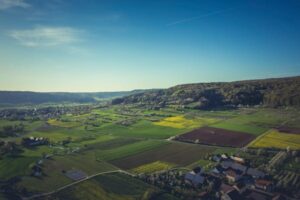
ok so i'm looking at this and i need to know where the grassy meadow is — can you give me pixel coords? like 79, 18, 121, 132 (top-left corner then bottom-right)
49, 173, 160, 200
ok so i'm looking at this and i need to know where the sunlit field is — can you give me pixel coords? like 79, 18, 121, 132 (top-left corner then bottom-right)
249, 129, 300, 150
154, 115, 219, 129
132, 161, 175, 174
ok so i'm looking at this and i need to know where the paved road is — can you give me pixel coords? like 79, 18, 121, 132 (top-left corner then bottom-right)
23, 169, 135, 200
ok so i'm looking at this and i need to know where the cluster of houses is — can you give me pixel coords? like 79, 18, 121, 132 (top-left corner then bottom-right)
0, 105, 93, 121
21, 137, 49, 147
184, 154, 288, 200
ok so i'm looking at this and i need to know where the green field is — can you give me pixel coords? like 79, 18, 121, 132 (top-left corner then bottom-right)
95, 139, 167, 161
210, 109, 289, 135
1, 106, 300, 199
17, 151, 117, 193
49, 173, 177, 200
111, 142, 217, 169
100, 120, 187, 139
132, 161, 175, 174
0, 156, 38, 180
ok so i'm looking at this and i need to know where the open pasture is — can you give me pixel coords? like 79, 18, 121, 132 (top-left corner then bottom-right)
95, 139, 166, 161
211, 121, 268, 136
0, 155, 38, 180
111, 142, 216, 169
48, 118, 81, 128
82, 137, 139, 150
48, 173, 163, 200
176, 127, 255, 147
249, 129, 300, 150
18, 151, 117, 194
100, 120, 186, 139
210, 109, 292, 135
0, 119, 44, 139
28, 128, 86, 143
69, 134, 116, 147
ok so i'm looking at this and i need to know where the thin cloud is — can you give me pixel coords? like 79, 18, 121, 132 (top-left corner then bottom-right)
0, 0, 30, 10
167, 8, 234, 26
9, 26, 83, 47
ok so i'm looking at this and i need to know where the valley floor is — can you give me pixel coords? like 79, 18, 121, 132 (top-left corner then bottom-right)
0, 105, 300, 199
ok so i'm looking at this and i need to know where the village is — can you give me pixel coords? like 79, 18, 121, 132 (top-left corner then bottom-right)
0, 105, 94, 121
138, 150, 299, 200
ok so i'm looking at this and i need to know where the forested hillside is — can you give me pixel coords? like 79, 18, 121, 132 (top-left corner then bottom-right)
112, 76, 300, 109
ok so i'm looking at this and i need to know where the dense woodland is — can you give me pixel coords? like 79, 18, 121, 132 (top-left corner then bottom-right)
112, 76, 300, 109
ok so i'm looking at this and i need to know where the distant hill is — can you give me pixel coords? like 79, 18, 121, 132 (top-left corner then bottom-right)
112, 76, 300, 109
0, 90, 147, 105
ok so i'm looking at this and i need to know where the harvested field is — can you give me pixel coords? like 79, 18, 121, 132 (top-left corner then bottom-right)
277, 126, 300, 135
176, 127, 255, 147
110, 142, 216, 169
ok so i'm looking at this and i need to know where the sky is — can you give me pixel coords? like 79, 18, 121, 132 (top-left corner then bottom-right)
0, 0, 300, 92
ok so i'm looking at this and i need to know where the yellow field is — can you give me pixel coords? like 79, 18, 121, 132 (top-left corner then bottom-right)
48, 119, 81, 128
249, 129, 300, 150
131, 161, 175, 174
153, 115, 218, 129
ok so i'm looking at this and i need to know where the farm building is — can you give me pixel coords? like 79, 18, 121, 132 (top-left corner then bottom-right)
22, 137, 49, 147
220, 184, 242, 200
221, 154, 229, 159
224, 168, 243, 183
185, 172, 205, 186
233, 182, 247, 194
254, 179, 274, 192
184, 167, 205, 186
31, 165, 42, 177
221, 189, 242, 200
230, 156, 245, 164
212, 154, 222, 162
211, 165, 225, 174
246, 168, 265, 179
242, 189, 275, 200
221, 160, 247, 174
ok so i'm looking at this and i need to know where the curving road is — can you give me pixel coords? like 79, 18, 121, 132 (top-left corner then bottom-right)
23, 169, 135, 200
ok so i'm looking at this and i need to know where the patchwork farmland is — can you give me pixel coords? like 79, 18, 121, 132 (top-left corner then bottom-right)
1, 105, 300, 199
111, 142, 218, 169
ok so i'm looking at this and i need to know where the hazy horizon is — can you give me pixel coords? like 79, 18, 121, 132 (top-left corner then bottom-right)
0, 74, 299, 93
1, 0, 300, 92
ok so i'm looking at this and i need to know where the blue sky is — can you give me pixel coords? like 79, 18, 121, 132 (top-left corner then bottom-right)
0, 0, 300, 92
